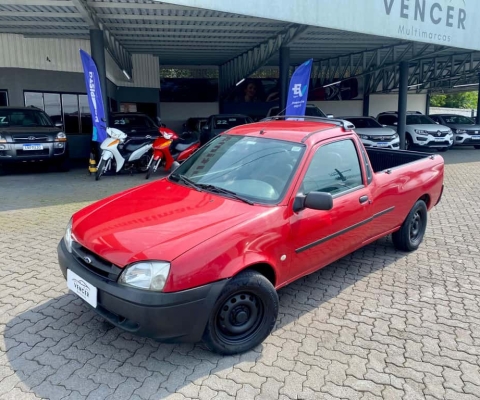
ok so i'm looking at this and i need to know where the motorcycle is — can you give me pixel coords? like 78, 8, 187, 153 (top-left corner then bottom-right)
145, 128, 200, 179
95, 127, 153, 181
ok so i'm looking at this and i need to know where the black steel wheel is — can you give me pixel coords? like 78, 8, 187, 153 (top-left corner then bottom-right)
203, 270, 278, 355
405, 135, 412, 150
392, 200, 428, 252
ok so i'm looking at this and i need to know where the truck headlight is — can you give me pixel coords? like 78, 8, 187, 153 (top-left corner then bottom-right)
64, 218, 73, 253
119, 262, 170, 291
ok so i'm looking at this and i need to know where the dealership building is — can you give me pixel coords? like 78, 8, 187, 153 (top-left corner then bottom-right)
0, 0, 479, 158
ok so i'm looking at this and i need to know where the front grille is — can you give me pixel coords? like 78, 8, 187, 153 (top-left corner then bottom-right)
426, 131, 448, 137
13, 136, 49, 143
370, 136, 395, 142
72, 242, 122, 282
16, 149, 49, 156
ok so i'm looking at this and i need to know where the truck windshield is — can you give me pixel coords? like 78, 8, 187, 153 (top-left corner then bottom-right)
0, 109, 53, 127
170, 135, 306, 204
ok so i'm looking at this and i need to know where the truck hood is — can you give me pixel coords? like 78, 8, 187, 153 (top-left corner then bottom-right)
72, 178, 265, 267
355, 127, 396, 136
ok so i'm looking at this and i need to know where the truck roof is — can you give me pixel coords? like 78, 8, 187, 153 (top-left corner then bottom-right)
226, 117, 353, 144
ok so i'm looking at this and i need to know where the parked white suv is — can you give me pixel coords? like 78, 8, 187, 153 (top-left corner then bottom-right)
377, 111, 453, 152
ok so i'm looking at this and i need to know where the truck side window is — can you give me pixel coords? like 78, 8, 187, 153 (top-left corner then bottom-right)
300, 139, 364, 196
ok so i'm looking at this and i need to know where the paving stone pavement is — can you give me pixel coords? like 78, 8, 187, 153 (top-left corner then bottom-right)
1, 149, 480, 400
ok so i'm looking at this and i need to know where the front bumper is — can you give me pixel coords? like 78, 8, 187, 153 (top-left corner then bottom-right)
0, 142, 66, 162
413, 134, 453, 148
453, 134, 480, 146
57, 240, 227, 342
361, 138, 400, 149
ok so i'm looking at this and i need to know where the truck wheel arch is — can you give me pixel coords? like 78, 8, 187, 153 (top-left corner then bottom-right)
418, 194, 431, 209
238, 263, 277, 288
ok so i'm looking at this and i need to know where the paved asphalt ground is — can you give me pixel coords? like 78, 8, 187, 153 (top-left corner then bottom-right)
1, 148, 480, 400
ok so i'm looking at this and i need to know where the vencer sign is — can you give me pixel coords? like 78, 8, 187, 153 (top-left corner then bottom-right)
160, 0, 478, 50
384, 0, 466, 43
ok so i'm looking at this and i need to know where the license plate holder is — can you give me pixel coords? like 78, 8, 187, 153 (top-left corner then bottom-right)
471, 136, 480, 140
22, 144, 43, 151
376, 142, 389, 147
67, 269, 97, 308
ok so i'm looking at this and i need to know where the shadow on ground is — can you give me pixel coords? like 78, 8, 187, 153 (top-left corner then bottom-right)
5, 237, 406, 399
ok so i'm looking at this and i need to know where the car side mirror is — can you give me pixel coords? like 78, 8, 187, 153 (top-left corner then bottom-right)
435, 122, 440, 124
55, 122, 63, 128
382, 124, 387, 127
393, 122, 398, 126
293, 191, 333, 212
327, 114, 334, 118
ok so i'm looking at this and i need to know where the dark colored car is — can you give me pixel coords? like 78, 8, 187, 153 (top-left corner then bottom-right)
0, 106, 69, 171
200, 114, 253, 145
109, 112, 161, 141
183, 117, 208, 134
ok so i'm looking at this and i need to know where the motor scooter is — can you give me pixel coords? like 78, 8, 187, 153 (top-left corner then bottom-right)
145, 128, 200, 179
95, 127, 153, 181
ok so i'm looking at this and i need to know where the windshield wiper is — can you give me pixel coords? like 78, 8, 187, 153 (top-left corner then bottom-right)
197, 184, 254, 205
170, 174, 203, 191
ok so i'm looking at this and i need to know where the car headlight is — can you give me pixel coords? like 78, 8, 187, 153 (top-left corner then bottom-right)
393, 133, 399, 139
64, 218, 73, 253
0, 135, 6, 144
455, 129, 466, 134
414, 129, 428, 135
55, 132, 67, 142
119, 261, 170, 291
359, 134, 370, 140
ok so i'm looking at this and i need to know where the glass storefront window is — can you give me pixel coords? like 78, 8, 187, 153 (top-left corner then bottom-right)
79, 95, 93, 135
62, 94, 80, 134
0, 91, 8, 107
24, 92, 44, 109
44, 93, 62, 126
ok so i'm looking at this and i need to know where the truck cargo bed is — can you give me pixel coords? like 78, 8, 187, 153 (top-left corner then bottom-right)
366, 148, 433, 173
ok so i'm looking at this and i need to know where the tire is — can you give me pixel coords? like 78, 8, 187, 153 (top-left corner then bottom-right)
145, 162, 154, 179
438, 147, 449, 153
136, 153, 151, 173
474, 145, 480, 149
203, 270, 278, 355
56, 157, 70, 172
405, 134, 412, 150
95, 159, 105, 181
392, 200, 428, 252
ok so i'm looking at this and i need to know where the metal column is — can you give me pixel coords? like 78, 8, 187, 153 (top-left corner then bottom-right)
477, 73, 480, 124
398, 61, 409, 150
363, 75, 370, 116
426, 92, 431, 116
90, 29, 109, 118
279, 46, 290, 115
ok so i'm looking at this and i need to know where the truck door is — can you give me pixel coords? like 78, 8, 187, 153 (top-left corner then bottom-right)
288, 138, 373, 280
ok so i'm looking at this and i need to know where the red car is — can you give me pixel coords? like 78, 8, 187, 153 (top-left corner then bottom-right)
58, 117, 444, 354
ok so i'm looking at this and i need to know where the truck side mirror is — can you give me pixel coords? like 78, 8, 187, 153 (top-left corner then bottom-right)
293, 191, 333, 212
327, 114, 334, 118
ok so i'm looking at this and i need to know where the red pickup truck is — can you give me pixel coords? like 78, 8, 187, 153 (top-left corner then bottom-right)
58, 117, 444, 354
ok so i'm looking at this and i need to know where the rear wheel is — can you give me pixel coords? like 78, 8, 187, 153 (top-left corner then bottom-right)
136, 153, 151, 173
392, 200, 427, 252
95, 159, 105, 181
203, 270, 278, 355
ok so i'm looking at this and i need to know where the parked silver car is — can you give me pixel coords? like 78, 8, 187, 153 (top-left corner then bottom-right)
338, 116, 399, 149
429, 114, 480, 149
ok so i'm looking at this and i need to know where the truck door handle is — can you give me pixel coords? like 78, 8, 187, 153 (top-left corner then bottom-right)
359, 195, 369, 204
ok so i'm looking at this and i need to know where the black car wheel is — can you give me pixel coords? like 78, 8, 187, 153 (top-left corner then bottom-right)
405, 135, 412, 150
392, 200, 428, 252
203, 270, 278, 355
474, 145, 480, 149
438, 147, 449, 152
55, 157, 70, 172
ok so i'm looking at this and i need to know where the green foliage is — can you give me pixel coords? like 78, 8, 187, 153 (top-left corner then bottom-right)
430, 91, 478, 109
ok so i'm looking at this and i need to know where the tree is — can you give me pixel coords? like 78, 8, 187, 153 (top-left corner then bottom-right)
430, 91, 478, 109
